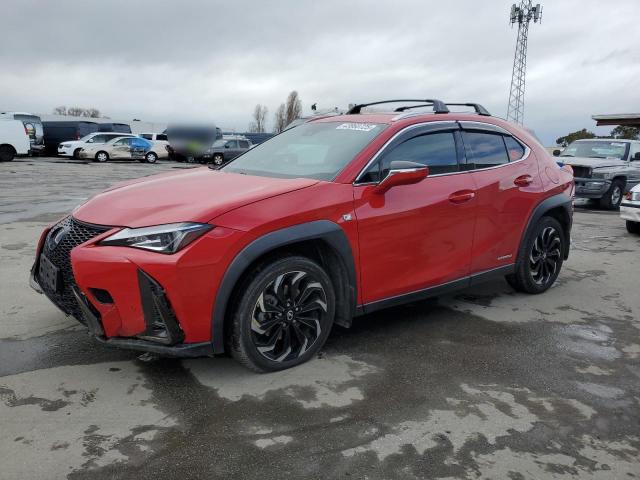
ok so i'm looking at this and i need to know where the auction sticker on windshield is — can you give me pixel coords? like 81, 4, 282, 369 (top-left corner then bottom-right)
336, 123, 378, 132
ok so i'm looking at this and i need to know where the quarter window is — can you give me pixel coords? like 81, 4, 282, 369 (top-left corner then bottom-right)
239, 140, 250, 148
504, 136, 526, 161
462, 131, 509, 169
156, 134, 168, 141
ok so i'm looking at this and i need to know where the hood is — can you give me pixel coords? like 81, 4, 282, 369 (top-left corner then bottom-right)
73, 167, 318, 228
561, 156, 626, 169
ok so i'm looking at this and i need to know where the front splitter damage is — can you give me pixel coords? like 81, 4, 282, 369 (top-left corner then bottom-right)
31, 265, 214, 358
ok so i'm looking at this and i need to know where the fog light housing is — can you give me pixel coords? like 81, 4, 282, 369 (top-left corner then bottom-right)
137, 269, 184, 345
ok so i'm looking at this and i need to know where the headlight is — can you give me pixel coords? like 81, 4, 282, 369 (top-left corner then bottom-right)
591, 170, 612, 180
100, 222, 212, 253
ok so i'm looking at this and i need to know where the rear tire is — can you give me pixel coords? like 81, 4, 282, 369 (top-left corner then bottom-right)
95, 151, 109, 163
506, 216, 565, 294
626, 220, 640, 234
229, 256, 335, 372
599, 179, 624, 210
145, 152, 158, 163
0, 145, 16, 162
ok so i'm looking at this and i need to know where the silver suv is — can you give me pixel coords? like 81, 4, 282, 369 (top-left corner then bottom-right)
555, 139, 640, 209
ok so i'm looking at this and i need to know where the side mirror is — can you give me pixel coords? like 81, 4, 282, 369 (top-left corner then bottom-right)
552, 149, 561, 157
87, 139, 94, 143
634, 152, 640, 161
373, 161, 429, 194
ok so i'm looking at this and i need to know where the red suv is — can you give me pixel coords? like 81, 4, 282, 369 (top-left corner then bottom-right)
31, 99, 574, 372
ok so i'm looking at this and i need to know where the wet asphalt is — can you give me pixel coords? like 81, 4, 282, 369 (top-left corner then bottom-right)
0, 158, 639, 479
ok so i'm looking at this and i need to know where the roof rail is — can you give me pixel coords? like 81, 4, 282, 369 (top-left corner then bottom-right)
347, 99, 449, 115
445, 103, 491, 116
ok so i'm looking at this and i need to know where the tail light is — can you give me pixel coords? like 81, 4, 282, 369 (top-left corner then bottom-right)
625, 192, 632, 200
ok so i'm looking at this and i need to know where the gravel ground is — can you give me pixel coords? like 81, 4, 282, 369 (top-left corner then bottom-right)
1, 157, 639, 479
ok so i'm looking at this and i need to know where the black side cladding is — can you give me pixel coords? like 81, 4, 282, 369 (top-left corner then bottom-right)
210, 220, 357, 354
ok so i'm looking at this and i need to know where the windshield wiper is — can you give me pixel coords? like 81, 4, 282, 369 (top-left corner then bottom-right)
588, 156, 606, 159
559, 154, 573, 157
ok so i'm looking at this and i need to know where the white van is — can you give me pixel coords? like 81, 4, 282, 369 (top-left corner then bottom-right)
139, 132, 170, 159
0, 120, 31, 161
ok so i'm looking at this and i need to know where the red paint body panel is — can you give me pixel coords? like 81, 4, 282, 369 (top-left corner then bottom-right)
73, 167, 318, 227
34, 110, 575, 351
354, 174, 477, 303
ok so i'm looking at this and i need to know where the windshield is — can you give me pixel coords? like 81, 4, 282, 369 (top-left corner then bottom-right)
222, 121, 386, 180
561, 140, 629, 159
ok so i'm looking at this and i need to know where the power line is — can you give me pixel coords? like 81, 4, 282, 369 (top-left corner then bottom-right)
507, 1, 542, 125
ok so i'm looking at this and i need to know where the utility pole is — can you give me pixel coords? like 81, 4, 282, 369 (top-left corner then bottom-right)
507, 1, 542, 125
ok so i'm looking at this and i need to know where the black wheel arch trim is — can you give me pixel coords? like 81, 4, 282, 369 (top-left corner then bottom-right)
521, 193, 573, 261
210, 220, 357, 354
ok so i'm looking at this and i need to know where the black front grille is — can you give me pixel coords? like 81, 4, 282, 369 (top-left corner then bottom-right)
571, 166, 592, 179
39, 217, 110, 322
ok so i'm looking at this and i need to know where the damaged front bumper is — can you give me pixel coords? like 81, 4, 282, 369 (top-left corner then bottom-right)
30, 261, 214, 358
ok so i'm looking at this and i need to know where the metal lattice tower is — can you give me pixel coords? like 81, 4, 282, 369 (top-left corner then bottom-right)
507, 1, 542, 125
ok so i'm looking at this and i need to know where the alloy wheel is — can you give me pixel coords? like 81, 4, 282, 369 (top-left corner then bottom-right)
611, 185, 622, 206
250, 270, 328, 362
529, 226, 562, 286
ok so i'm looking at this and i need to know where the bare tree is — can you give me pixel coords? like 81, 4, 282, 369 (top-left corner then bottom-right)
82, 108, 101, 118
53, 106, 67, 115
284, 91, 302, 125
66, 107, 85, 117
249, 104, 268, 133
273, 103, 287, 134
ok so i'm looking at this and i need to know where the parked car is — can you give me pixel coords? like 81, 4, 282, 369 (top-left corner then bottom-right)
203, 135, 253, 165
42, 120, 100, 155
31, 98, 573, 372
621, 184, 640, 234
0, 119, 31, 161
58, 132, 136, 159
139, 132, 170, 160
554, 139, 640, 209
166, 124, 222, 162
0, 112, 45, 155
78, 136, 155, 163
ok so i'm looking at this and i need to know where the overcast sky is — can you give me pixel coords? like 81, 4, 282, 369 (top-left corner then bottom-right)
2, 0, 639, 144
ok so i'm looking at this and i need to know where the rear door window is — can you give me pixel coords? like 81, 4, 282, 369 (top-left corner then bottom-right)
239, 140, 250, 148
462, 131, 509, 169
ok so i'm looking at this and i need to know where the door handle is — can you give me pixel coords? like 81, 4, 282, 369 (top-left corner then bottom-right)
448, 190, 475, 204
514, 174, 533, 187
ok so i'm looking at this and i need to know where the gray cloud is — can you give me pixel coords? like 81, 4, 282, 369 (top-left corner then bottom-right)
1, 0, 639, 144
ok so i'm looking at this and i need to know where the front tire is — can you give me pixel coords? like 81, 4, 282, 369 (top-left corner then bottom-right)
145, 152, 158, 163
627, 220, 640, 234
599, 179, 624, 210
506, 216, 565, 294
95, 151, 109, 163
229, 256, 336, 372
73, 148, 82, 159
213, 153, 224, 166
